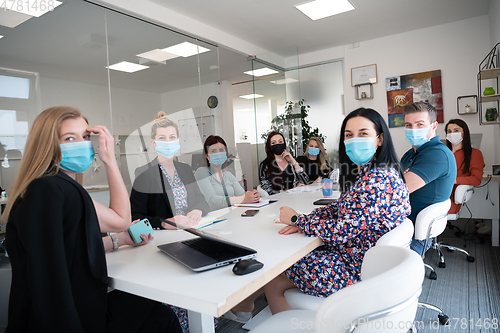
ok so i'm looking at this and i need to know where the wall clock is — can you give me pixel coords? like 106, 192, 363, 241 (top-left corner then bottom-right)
207, 95, 218, 109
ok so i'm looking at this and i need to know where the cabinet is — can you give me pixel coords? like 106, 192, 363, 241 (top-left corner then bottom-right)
477, 43, 500, 125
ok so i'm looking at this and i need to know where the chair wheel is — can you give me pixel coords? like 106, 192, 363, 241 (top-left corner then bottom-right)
439, 314, 450, 325
429, 271, 437, 280
467, 256, 475, 262
438, 262, 446, 268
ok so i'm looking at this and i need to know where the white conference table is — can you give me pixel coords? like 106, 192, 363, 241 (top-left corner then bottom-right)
106, 185, 339, 333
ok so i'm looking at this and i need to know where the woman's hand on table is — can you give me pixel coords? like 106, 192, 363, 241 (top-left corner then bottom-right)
242, 189, 260, 203
187, 209, 202, 224
278, 206, 298, 226
162, 214, 199, 229
279, 225, 301, 235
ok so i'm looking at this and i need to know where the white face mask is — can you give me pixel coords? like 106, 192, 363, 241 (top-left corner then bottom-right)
446, 132, 463, 145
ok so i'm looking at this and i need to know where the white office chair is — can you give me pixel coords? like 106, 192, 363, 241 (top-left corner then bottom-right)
434, 185, 476, 268
376, 217, 450, 326
283, 219, 451, 328
257, 184, 270, 198
250, 246, 424, 333
413, 199, 450, 280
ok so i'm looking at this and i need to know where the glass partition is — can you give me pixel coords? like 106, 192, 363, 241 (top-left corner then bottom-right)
0, 0, 222, 197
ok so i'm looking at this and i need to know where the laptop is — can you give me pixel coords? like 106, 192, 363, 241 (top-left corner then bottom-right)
157, 220, 257, 272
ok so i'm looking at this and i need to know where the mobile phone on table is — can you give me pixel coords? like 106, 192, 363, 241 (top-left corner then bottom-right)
128, 218, 154, 244
241, 210, 259, 217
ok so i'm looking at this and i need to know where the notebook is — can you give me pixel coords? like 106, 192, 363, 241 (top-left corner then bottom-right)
157, 220, 257, 272
234, 199, 277, 208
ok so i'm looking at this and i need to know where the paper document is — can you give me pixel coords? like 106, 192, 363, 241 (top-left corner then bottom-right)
235, 199, 271, 208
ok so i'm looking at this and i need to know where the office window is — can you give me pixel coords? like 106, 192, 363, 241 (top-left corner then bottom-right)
0, 75, 30, 99
0, 110, 29, 153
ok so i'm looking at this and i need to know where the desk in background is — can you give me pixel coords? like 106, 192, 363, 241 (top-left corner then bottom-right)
106, 187, 327, 333
465, 176, 500, 246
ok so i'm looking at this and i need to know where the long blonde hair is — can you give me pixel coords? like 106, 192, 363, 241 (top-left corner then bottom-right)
305, 137, 329, 171
150, 111, 179, 139
1, 106, 85, 223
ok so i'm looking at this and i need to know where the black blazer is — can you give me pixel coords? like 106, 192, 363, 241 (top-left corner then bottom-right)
130, 158, 209, 229
5, 171, 107, 333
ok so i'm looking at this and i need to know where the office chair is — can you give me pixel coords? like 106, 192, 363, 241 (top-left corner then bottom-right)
250, 246, 424, 333
413, 200, 450, 280
437, 185, 475, 268
284, 219, 451, 328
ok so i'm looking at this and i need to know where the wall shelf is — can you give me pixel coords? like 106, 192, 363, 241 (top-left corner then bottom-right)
480, 68, 500, 79
480, 94, 500, 103
478, 42, 500, 125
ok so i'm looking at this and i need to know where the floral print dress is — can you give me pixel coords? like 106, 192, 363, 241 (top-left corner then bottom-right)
285, 165, 410, 297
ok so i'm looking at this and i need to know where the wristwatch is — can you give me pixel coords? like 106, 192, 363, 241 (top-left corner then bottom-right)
290, 214, 299, 227
110, 233, 119, 251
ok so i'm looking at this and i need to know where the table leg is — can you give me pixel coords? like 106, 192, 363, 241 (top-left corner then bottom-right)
188, 310, 214, 333
492, 219, 499, 247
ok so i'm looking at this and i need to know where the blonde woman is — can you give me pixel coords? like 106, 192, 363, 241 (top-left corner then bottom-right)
1, 106, 181, 332
130, 111, 209, 231
296, 137, 333, 183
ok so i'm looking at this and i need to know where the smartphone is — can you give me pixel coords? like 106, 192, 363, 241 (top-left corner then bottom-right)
128, 218, 154, 244
241, 210, 259, 217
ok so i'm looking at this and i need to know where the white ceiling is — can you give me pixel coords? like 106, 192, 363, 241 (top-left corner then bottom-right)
149, 0, 491, 56
0, 0, 491, 95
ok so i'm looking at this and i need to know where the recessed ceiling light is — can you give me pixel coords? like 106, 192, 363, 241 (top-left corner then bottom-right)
295, 0, 355, 21
244, 68, 279, 77
239, 94, 264, 99
161, 42, 210, 58
137, 49, 179, 63
270, 78, 299, 85
107, 61, 149, 73
8, 0, 63, 17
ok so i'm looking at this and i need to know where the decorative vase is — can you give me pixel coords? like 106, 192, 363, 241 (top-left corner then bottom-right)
485, 108, 498, 122
464, 104, 473, 114
483, 87, 496, 96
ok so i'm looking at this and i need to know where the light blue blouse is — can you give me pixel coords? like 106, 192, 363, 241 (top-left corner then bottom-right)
194, 166, 246, 211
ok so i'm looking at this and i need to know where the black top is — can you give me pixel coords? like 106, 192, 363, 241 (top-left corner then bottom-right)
130, 158, 210, 229
5, 171, 108, 333
258, 159, 309, 195
296, 156, 333, 184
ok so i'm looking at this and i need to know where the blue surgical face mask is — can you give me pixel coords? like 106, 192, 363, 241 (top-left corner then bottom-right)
308, 147, 320, 156
59, 141, 95, 173
405, 127, 430, 147
155, 140, 180, 158
344, 136, 378, 166
209, 152, 227, 166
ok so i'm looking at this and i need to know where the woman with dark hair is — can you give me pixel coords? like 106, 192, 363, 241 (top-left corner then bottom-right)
195, 135, 260, 211
296, 137, 333, 183
259, 131, 309, 195
263, 108, 410, 314
445, 119, 485, 214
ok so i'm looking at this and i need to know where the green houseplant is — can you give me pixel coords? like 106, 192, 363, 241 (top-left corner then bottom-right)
261, 99, 326, 156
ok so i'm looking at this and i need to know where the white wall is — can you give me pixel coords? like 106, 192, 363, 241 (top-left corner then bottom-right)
300, 15, 497, 171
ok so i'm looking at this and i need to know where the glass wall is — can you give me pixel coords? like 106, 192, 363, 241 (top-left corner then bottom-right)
0, 0, 221, 194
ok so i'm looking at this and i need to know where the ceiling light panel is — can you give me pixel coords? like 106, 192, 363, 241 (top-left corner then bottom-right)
239, 94, 264, 99
107, 61, 149, 73
6, 0, 63, 18
244, 68, 279, 77
295, 0, 355, 21
161, 42, 210, 58
137, 49, 179, 63
0, 35, 3, 39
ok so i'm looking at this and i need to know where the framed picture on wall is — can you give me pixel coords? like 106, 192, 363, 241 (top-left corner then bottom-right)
351, 64, 377, 86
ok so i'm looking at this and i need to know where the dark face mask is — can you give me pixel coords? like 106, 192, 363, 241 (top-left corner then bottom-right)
271, 143, 286, 155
